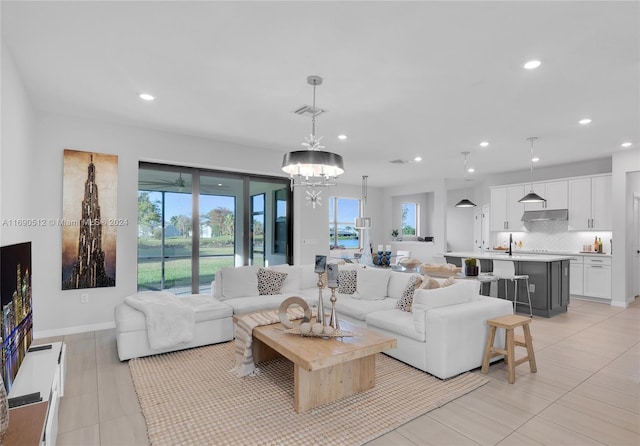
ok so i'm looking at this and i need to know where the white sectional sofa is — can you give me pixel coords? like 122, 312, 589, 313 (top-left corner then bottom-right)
212, 263, 513, 379
115, 263, 512, 377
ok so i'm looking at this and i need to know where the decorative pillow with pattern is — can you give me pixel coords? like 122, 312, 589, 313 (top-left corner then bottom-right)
396, 275, 423, 312
257, 268, 288, 295
337, 270, 357, 294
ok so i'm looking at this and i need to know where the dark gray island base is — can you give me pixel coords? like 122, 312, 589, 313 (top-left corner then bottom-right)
445, 254, 570, 318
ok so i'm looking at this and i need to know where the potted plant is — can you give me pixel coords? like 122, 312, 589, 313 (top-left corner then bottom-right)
464, 258, 479, 276
391, 229, 399, 240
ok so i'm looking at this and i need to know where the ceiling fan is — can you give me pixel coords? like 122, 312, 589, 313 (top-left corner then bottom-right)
138, 172, 231, 193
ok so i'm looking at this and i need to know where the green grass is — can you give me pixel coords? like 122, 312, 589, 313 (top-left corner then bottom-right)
137, 256, 235, 290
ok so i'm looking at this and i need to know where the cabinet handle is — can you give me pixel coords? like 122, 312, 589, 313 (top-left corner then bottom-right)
590, 259, 603, 262
589, 265, 603, 268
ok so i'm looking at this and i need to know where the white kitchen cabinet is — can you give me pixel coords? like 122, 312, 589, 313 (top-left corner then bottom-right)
583, 256, 611, 299
568, 175, 611, 230
490, 185, 525, 231
545, 180, 569, 209
569, 256, 584, 295
490, 187, 507, 231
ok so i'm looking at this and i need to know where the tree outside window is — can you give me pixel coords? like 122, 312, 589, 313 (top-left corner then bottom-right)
402, 202, 419, 236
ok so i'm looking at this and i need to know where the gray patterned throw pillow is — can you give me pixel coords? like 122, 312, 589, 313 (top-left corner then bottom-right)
396, 274, 423, 312
338, 270, 357, 294
257, 268, 288, 295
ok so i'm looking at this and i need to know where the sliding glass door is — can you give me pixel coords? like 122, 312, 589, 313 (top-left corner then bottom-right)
138, 164, 292, 294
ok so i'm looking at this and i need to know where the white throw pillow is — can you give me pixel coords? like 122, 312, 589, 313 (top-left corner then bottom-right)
412, 280, 479, 310
220, 265, 260, 299
269, 265, 302, 294
354, 267, 391, 300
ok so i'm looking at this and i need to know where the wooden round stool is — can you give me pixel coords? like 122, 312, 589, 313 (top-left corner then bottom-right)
481, 314, 537, 384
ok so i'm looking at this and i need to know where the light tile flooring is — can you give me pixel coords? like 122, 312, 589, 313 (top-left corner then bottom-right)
34, 298, 638, 446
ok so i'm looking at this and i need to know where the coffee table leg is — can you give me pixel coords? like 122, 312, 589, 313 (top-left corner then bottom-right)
294, 355, 375, 412
252, 337, 282, 364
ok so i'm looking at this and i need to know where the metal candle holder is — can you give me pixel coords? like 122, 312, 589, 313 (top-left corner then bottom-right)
316, 272, 325, 325
328, 286, 339, 330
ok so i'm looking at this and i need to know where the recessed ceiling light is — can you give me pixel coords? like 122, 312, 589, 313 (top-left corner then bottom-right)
467, 167, 475, 173
523, 60, 541, 70
479, 141, 489, 147
338, 134, 348, 140
217, 183, 223, 187
139, 93, 155, 101
414, 156, 422, 162
621, 142, 632, 147
579, 118, 592, 125
532, 157, 540, 163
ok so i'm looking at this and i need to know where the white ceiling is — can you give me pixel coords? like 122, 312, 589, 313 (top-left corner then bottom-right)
2, 1, 638, 187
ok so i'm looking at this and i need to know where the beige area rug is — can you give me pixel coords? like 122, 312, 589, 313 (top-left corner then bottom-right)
129, 342, 488, 446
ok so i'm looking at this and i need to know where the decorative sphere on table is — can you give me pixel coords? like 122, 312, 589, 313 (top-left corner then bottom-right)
299, 322, 312, 334
311, 323, 325, 335
323, 325, 335, 336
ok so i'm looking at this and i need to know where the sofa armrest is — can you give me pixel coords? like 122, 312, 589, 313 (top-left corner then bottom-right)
424, 297, 513, 379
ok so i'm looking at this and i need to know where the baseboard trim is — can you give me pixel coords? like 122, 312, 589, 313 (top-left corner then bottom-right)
34, 321, 116, 339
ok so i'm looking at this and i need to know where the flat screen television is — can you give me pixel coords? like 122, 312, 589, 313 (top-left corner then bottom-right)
0, 241, 33, 392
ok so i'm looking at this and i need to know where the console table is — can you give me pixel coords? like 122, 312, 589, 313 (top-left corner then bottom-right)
6, 341, 66, 446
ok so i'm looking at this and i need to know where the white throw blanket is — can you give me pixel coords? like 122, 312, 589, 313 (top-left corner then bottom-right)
125, 291, 196, 350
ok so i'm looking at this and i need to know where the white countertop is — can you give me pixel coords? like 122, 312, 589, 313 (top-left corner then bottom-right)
444, 251, 574, 262
486, 249, 612, 258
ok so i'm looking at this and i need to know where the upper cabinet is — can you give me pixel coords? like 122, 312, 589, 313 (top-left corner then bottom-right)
490, 185, 524, 231
522, 180, 568, 211
568, 175, 611, 230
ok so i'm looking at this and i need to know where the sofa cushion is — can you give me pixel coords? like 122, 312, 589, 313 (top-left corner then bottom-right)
223, 294, 314, 315
269, 265, 302, 294
354, 267, 390, 300
338, 269, 357, 294
387, 271, 418, 299
219, 265, 260, 300
366, 309, 425, 342
395, 274, 422, 312
116, 294, 232, 333
413, 280, 479, 311
257, 268, 288, 295
330, 295, 397, 321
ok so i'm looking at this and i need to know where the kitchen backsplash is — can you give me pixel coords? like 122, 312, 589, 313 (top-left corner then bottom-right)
493, 220, 613, 254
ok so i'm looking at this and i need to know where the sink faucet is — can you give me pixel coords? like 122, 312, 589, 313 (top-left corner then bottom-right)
508, 233, 513, 256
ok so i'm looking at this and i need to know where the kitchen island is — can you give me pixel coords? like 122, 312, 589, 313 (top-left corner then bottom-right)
444, 251, 572, 318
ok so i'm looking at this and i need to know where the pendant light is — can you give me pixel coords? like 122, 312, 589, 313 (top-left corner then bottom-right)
519, 137, 546, 203
281, 76, 344, 209
455, 152, 476, 208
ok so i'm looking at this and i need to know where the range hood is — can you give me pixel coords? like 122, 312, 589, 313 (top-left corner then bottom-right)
521, 209, 569, 222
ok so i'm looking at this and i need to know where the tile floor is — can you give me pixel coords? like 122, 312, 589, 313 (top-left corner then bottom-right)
34, 298, 638, 445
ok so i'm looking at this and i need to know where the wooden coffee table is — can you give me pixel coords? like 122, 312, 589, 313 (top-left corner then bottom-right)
250, 319, 396, 412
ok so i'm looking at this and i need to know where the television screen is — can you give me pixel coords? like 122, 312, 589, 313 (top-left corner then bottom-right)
0, 241, 33, 392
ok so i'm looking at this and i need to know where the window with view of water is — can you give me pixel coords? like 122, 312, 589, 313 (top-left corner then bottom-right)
402, 202, 419, 236
329, 197, 361, 249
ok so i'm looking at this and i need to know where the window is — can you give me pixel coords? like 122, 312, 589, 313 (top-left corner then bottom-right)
329, 197, 360, 249
402, 202, 419, 236
138, 163, 291, 294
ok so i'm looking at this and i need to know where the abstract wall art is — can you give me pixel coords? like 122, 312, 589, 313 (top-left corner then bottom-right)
61, 149, 118, 289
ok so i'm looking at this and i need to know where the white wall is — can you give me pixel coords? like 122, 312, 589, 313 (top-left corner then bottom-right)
0, 42, 36, 246
612, 148, 640, 307
27, 112, 341, 337
446, 187, 478, 252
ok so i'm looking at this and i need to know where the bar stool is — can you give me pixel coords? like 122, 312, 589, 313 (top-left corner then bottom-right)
491, 260, 533, 317
481, 314, 537, 384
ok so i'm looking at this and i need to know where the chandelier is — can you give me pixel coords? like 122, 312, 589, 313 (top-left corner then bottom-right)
281, 76, 344, 208
518, 137, 546, 203
454, 152, 477, 208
